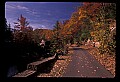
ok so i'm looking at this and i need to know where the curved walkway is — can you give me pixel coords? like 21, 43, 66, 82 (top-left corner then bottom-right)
63, 47, 114, 78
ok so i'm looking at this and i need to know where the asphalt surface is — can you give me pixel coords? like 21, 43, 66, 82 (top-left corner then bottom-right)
63, 47, 114, 78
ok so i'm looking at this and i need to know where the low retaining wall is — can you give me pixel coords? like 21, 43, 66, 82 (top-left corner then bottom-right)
13, 54, 57, 77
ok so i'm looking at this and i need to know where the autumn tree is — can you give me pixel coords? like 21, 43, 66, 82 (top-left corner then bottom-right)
50, 21, 64, 54
53, 21, 62, 38
89, 3, 116, 55
99, 3, 116, 55
14, 14, 33, 31
57, 2, 116, 56
52, 21, 61, 44
31, 29, 41, 44
61, 4, 94, 45
12, 15, 42, 63
13, 14, 33, 43
13, 14, 33, 45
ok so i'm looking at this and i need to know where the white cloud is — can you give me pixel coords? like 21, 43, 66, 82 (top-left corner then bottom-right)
5, 4, 28, 10
16, 5, 28, 10
30, 23, 49, 30
5, 4, 29, 11
41, 25, 46, 28
5, 4, 17, 12
5, 4, 16, 9
13, 5, 38, 16
26, 9, 38, 15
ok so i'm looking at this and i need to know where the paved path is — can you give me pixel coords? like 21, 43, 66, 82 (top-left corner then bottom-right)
63, 47, 114, 78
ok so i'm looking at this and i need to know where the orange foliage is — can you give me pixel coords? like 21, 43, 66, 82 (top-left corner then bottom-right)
51, 2, 109, 41
38, 29, 53, 40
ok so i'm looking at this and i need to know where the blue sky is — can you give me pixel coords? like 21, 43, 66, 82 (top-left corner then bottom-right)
5, 2, 82, 30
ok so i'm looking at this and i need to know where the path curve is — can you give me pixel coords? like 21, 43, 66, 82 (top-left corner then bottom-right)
63, 47, 114, 78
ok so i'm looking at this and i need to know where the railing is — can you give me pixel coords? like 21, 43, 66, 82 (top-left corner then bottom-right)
13, 54, 57, 77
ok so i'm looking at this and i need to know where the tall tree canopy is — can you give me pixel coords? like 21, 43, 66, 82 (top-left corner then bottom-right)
14, 14, 33, 31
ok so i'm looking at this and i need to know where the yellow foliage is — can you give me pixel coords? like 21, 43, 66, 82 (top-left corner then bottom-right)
90, 32, 95, 37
